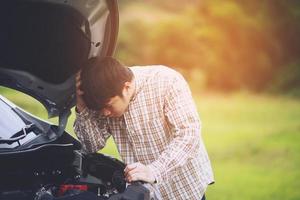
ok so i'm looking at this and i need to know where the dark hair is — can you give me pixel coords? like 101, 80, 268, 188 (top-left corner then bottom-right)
80, 56, 133, 110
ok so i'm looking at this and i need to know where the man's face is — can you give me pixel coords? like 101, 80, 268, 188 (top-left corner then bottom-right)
100, 95, 130, 117
99, 81, 134, 118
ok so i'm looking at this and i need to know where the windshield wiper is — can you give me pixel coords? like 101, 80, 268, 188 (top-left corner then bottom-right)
0, 124, 35, 146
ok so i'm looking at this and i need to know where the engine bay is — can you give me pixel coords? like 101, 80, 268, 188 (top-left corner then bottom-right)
0, 150, 150, 200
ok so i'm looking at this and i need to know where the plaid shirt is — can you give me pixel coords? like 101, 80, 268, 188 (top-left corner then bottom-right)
74, 65, 214, 199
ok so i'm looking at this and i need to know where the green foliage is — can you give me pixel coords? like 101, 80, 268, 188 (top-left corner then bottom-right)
116, 0, 300, 92
268, 62, 300, 97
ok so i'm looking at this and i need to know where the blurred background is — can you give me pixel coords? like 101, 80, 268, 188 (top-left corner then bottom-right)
1, 0, 300, 199
117, 0, 300, 95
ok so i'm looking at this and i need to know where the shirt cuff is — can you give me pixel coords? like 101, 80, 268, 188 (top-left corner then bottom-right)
147, 161, 167, 184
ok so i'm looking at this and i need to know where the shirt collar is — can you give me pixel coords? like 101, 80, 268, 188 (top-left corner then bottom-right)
129, 68, 144, 102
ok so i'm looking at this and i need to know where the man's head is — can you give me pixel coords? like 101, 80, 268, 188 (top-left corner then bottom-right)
80, 56, 135, 117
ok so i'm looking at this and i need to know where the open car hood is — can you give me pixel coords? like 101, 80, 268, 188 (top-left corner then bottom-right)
0, 0, 119, 120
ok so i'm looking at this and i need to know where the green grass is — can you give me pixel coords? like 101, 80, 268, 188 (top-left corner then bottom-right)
198, 93, 300, 200
1, 87, 300, 200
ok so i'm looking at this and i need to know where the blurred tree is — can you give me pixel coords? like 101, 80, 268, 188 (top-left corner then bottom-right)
116, 0, 300, 93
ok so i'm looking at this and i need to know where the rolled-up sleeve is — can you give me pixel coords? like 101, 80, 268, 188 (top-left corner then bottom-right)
74, 108, 111, 153
147, 74, 201, 183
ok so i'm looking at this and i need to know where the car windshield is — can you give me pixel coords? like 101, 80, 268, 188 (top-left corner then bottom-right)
0, 87, 52, 121
0, 97, 38, 149
0, 96, 26, 139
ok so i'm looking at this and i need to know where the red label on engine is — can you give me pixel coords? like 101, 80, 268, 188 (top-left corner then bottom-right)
58, 184, 88, 196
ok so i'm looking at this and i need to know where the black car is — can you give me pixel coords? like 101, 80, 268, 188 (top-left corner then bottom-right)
0, 0, 152, 199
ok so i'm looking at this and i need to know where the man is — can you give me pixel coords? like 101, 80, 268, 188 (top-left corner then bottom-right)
74, 57, 214, 199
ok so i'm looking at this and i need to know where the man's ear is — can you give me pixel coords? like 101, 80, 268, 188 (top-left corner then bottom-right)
122, 81, 132, 95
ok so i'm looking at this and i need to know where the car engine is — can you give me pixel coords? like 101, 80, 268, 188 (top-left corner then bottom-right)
0, 142, 150, 200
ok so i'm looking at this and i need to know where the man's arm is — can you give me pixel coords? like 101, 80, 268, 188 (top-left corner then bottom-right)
74, 71, 111, 153
146, 73, 201, 183
74, 108, 111, 153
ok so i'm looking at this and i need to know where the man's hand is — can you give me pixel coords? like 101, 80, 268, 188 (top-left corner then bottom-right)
124, 162, 155, 184
76, 71, 86, 113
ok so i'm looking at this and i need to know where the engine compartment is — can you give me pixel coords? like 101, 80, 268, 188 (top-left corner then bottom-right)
0, 149, 149, 200
0, 148, 118, 199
